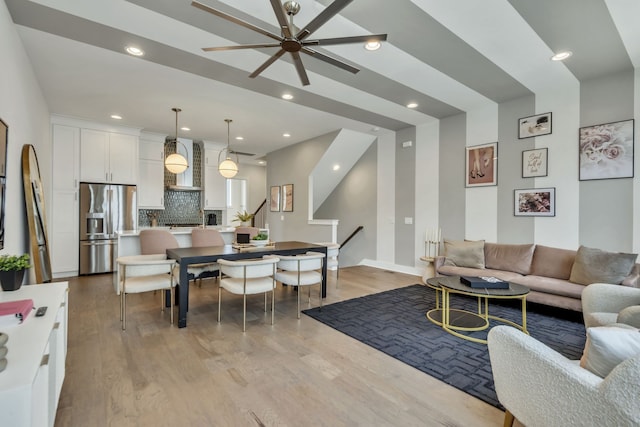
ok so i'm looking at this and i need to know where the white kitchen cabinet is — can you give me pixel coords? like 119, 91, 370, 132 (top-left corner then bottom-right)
51, 124, 80, 277
80, 129, 137, 184
203, 146, 227, 209
0, 282, 68, 427
138, 134, 165, 209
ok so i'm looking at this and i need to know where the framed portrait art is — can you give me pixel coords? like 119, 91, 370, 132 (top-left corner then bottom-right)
465, 142, 497, 187
579, 119, 634, 181
518, 112, 552, 139
282, 184, 294, 212
522, 148, 548, 178
514, 187, 555, 217
270, 186, 280, 212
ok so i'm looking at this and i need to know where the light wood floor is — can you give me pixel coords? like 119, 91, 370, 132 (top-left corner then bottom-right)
53, 266, 509, 426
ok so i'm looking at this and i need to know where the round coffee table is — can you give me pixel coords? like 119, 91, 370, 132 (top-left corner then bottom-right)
429, 276, 530, 344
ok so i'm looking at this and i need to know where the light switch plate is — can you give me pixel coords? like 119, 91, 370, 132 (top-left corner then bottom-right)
404, 217, 413, 225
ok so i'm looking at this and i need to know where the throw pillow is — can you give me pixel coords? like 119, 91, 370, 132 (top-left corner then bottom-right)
443, 239, 485, 269
569, 246, 638, 285
580, 325, 640, 378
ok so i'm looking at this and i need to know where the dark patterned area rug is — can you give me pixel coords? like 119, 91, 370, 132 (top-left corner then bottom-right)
303, 284, 586, 408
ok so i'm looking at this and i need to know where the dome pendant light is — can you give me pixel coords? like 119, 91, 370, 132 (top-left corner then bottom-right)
165, 107, 189, 174
218, 119, 239, 178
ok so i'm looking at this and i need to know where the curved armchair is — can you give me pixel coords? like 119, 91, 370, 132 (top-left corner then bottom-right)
488, 325, 640, 427
582, 283, 640, 328
274, 252, 325, 318
190, 228, 226, 285
139, 229, 204, 283
217, 256, 279, 331
117, 254, 176, 330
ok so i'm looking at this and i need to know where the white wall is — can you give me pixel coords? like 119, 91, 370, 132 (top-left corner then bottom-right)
376, 132, 395, 264
0, 1, 50, 259
414, 122, 439, 264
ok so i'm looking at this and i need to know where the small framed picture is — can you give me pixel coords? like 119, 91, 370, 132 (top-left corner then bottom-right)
269, 186, 280, 212
518, 112, 552, 139
282, 184, 294, 212
465, 142, 497, 187
579, 119, 634, 181
522, 148, 548, 178
514, 187, 555, 217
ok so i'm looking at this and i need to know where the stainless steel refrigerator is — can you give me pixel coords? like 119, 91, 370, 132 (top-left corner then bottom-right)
79, 183, 136, 275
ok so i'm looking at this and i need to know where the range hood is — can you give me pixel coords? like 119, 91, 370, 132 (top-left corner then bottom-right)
166, 138, 202, 191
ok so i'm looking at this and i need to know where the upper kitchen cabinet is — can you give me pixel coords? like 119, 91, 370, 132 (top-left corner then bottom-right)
80, 129, 138, 184
203, 144, 227, 209
138, 133, 165, 209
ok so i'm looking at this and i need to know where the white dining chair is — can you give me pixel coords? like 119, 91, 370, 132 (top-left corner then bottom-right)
117, 254, 177, 331
274, 251, 325, 318
217, 256, 280, 332
316, 242, 340, 284
191, 228, 226, 286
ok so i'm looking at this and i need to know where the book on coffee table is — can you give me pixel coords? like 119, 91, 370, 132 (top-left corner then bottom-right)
460, 275, 510, 289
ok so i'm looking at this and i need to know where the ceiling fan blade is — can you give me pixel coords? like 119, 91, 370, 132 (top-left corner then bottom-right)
302, 47, 359, 74
291, 51, 310, 86
304, 33, 388, 47
296, 0, 353, 40
203, 43, 282, 52
191, 0, 282, 42
249, 48, 286, 78
269, 0, 292, 38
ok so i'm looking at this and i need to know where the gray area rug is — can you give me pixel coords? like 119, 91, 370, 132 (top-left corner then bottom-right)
303, 284, 586, 408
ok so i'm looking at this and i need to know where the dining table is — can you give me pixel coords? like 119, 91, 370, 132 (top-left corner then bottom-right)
166, 241, 328, 328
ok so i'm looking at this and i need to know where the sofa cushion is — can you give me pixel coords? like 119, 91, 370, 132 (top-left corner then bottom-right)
437, 265, 523, 282
569, 246, 638, 285
443, 239, 485, 269
580, 325, 640, 378
530, 245, 576, 280
511, 275, 584, 299
484, 243, 535, 275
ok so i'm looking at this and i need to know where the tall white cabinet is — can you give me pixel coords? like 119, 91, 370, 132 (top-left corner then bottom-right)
203, 144, 227, 209
50, 116, 141, 278
138, 132, 165, 209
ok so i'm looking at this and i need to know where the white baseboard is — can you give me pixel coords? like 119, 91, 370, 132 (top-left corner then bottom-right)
358, 259, 423, 277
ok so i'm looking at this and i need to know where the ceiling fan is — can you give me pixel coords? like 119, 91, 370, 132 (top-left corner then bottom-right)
191, 0, 387, 86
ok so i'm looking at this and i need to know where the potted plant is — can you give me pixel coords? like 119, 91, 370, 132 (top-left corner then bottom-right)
0, 254, 31, 291
250, 232, 269, 246
233, 210, 254, 226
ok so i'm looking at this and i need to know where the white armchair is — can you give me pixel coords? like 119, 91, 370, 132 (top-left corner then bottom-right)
487, 325, 640, 427
582, 283, 640, 328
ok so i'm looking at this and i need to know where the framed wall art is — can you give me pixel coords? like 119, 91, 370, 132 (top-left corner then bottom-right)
282, 184, 294, 212
465, 142, 497, 187
579, 119, 634, 181
269, 185, 280, 212
514, 187, 555, 217
522, 148, 548, 178
518, 112, 552, 139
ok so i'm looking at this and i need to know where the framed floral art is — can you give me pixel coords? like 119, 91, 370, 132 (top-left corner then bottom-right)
514, 187, 555, 217
579, 119, 634, 181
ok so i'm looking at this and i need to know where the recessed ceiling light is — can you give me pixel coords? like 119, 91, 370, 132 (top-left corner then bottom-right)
407, 102, 418, 109
282, 93, 294, 100
125, 46, 144, 56
235, 136, 244, 140
283, 133, 291, 138
364, 41, 381, 51
332, 164, 340, 171
258, 160, 266, 165
372, 127, 380, 132
551, 51, 572, 61
110, 114, 122, 120
180, 127, 190, 131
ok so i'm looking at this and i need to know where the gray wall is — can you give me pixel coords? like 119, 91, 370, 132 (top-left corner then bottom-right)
315, 142, 378, 267
395, 127, 416, 266
579, 70, 635, 251
497, 95, 536, 243
438, 114, 466, 241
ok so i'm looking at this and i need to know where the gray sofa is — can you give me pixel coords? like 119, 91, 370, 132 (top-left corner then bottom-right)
434, 241, 640, 312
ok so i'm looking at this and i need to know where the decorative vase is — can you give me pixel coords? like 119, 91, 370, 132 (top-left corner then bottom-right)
0, 269, 26, 291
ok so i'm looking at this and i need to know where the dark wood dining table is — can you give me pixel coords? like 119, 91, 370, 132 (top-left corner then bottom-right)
166, 241, 328, 328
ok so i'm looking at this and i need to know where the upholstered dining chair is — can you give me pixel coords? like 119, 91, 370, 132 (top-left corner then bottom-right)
582, 283, 640, 328
234, 226, 259, 242
217, 256, 280, 331
116, 254, 176, 330
316, 242, 340, 284
190, 228, 226, 285
139, 229, 204, 283
273, 252, 325, 318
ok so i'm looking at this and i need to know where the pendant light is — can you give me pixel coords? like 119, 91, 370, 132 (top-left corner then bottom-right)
165, 107, 188, 174
218, 119, 239, 178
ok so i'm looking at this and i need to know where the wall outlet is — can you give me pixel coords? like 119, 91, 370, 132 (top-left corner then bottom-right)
404, 217, 413, 225
281, 215, 284, 221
